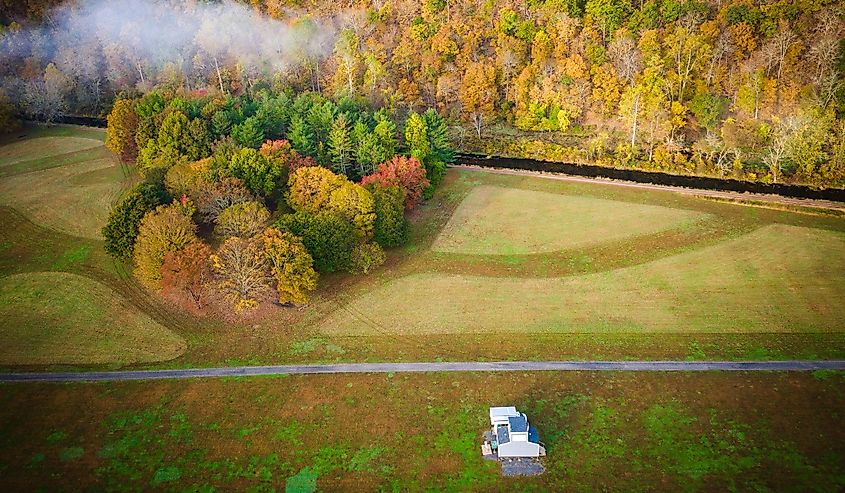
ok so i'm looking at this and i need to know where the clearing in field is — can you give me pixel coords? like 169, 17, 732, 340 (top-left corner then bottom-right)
432, 185, 708, 255
0, 136, 102, 168
0, 151, 125, 239
321, 224, 845, 335
0, 272, 185, 365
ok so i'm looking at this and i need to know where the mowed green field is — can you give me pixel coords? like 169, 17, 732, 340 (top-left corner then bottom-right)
0, 372, 842, 492
0, 136, 102, 167
1, 125, 844, 368
322, 224, 845, 335
0, 153, 126, 238
0, 272, 184, 365
432, 185, 708, 254
0, 126, 184, 367
316, 171, 845, 338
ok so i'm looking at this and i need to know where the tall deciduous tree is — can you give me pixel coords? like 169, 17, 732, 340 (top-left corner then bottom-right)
214, 201, 270, 239
618, 60, 670, 160
261, 228, 318, 305
105, 98, 139, 162
332, 28, 361, 96
460, 62, 497, 137
361, 156, 430, 209
404, 111, 430, 163
23, 63, 71, 124
160, 241, 213, 310
134, 202, 199, 288
585, 0, 631, 44
211, 235, 272, 312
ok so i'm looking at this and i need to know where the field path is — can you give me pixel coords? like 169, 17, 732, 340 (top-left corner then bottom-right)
1, 360, 843, 382
454, 165, 845, 212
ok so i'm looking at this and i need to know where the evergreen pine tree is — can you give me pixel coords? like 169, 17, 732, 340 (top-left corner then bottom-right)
287, 115, 316, 158
211, 110, 232, 138
231, 116, 265, 149
328, 113, 354, 177
423, 108, 454, 163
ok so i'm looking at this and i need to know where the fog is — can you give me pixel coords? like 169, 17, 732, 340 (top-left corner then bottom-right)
0, 0, 338, 114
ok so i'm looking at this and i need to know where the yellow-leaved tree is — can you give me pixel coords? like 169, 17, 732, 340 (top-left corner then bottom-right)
210, 236, 272, 312
460, 61, 497, 137
261, 228, 318, 305
287, 166, 375, 240
105, 98, 138, 162
133, 202, 198, 288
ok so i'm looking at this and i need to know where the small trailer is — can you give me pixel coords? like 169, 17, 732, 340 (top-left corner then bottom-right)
483, 407, 546, 476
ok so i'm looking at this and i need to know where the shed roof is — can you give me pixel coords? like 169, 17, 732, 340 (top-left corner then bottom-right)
508, 415, 528, 433
490, 407, 519, 420
496, 424, 510, 445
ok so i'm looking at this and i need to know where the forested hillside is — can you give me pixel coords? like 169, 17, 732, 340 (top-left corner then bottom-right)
1, 0, 844, 186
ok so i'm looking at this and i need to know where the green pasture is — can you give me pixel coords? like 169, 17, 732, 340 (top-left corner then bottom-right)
432, 184, 708, 255
321, 224, 845, 335
0, 272, 185, 365
1, 126, 844, 367
0, 372, 841, 492
0, 126, 183, 367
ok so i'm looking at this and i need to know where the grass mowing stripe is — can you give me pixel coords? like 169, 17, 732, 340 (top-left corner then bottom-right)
321, 224, 845, 335
0, 272, 186, 366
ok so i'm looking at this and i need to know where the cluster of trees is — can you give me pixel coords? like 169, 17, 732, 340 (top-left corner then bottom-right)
107, 89, 451, 189
3, 0, 844, 186
103, 90, 447, 313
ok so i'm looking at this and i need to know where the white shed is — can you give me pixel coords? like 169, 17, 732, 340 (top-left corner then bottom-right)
488, 407, 546, 458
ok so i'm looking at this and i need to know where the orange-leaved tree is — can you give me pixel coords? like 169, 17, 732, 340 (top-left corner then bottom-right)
160, 241, 213, 310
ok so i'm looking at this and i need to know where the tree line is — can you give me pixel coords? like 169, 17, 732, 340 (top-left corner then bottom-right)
103, 89, 452, 315
1, 0, 843, 187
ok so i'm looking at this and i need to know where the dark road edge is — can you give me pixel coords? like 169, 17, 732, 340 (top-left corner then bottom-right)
1, 361, 844, 383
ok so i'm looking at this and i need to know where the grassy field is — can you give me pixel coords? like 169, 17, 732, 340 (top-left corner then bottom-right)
0, 125, 843, 491
0, 125, 186, 367
0, 136, 102, 168
0, 126, 844, 369
320, 224, 845, 335
0, 371, 842, 492
0, 153, 126, 238
432, 185, 708, 255
0, 272, 185, 365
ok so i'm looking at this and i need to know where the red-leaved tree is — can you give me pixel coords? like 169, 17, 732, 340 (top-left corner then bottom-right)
160, 241, 213, 311
259, 139, 318, 175
361, 156, 430, 209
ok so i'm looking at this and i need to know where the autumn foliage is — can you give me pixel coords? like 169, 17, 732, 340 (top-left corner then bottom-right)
105, 98, 138, 162
214, 201, 270, 239
210, 236, 273, 312
160, 241, 213, 310
95, 73, 451, 317
261, 228, 318, 305
259, 139, 317, 175
361, 156, 430, 210
287, 166, 376, 240
133, 202, 199, 288
209, 228, 318, 310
